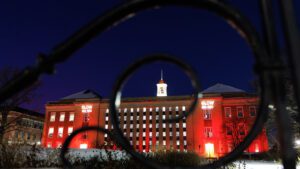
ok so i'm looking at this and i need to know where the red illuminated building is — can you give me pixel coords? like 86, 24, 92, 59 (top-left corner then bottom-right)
42, 76, 268, 158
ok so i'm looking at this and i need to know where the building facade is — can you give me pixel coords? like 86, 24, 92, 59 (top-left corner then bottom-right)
42, 80, 268, 158
0, 107, 44, 145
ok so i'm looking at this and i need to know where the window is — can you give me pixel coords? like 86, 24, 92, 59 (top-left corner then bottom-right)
237, 107, 244, 118
83, 113, 89, 123
80, 143, 88, 149
50, 112, 56, 122
204, 127, 213, 138
58, 127, 63, 138
59, 112, 65, 122
225, 107, 231, 118
226, 125, 233, 135
48, 127, 54, 138
204, 110, 211, 120
68, 127, 73, 135
69, 112, 75, 121
249, 106, 256, 117
239, 124, 245, 135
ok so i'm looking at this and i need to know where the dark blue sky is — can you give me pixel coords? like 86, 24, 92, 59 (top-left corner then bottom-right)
0, 0, 299, 112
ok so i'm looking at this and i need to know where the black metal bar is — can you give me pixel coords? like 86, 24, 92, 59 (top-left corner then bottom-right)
279, 0, 300, 125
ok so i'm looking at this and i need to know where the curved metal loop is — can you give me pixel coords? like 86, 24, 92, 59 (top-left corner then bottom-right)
60, 126, 116, 169
101, 1, 270, 169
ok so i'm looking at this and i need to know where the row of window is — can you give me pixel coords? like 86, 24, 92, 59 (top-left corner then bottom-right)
49, 112, 75, 122
48, 126, 73, 138
17, 118, 43, 129
107, 106, 187, 114
14, 131, 38, 141
105, 122, 186, 129
224, 106, 256, 118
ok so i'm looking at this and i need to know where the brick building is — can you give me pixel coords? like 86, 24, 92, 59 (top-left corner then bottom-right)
0, 107, 44, 145
42, 77, 268, 158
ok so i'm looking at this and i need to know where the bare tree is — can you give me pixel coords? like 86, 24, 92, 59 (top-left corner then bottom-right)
0, 66, 41, 143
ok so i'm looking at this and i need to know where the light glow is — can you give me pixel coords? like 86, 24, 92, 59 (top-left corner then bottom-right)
201, 100, 215, 110
81, 105, 92, 113
80, 143, 88, 149
205, 143, 214, 157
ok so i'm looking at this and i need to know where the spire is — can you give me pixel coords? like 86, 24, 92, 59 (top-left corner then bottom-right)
157, 69, 167, 97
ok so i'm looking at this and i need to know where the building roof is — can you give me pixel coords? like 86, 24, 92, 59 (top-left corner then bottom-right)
60, 89, 102, 100
0, 106, 44, 118
201, 83, 245, 94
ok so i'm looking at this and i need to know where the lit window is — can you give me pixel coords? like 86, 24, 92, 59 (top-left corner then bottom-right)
163, 140, 166, 145
143, 124, 146, 128
149, 124, 152, 128
143, 107, 146, 112
175, 106, 179, 111
225, 107, 231, 118
143, 116, 146, 120
176, 132, 180, 137
81, 105, 92, 113
130, 124, 133, 128
80, 143, 88, 149
249, 106, 256, 117
106, 109, 109, 113
149, 115, 152, 120
130, 108, 134, 112
176, 140, 180, 145
69, 112, 75, 121
176, 123, 179, 128
104, 134, 107, 138
130, 116, 133, 120
162, 115, 166, 119
237, 107, 244, 118
182, 106, 186, 111
136, 124, 139, 128
169, 107, 172, 111
59, 112, 65, 122
183, 123, 186, 128
162, 107, 166, 112
163, 132, 166, 136
156, 132, 159, 137
137, 108, 140, 112
149, 132, 152, 137
184, 140, 187, 145
163, 123, 166, 128
58, 127, 63, 138
156, 124, 159, 128
143, 132, 146, 137
204, 127, 213, 138
68, 127, 73, 135
183, 131, 186, 137
203, 110, 211, 120
105, 116, 109, 121
105, 125, 108, 129
170, 132, 173, 137
150, 108, 153, 112
50, 112, 56, 122
169, 124, 172, 128
205, 143, 214, 157
137, 116, 139, 120
155, 107, 159, 112
48, 127, 54, 138
136, 132, 139, 137
130, 132, 133, 137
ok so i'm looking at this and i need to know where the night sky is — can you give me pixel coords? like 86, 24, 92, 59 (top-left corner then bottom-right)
0, 1, 299, 113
